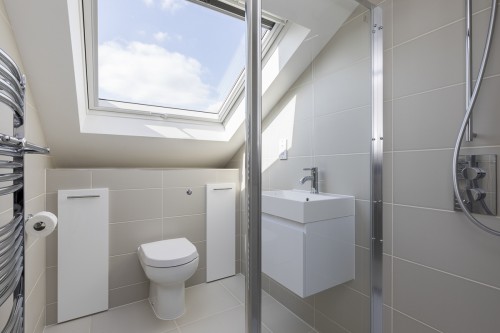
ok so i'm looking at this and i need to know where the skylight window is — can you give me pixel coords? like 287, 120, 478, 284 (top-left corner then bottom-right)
85, 0, 278, 120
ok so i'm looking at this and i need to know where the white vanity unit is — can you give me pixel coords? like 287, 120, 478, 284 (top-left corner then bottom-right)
262, 190, 355, 298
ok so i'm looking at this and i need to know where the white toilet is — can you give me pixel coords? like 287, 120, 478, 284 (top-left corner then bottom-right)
137, 238, 199, 320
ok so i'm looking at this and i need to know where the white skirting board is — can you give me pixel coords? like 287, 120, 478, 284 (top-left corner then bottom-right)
57, 188, 109, 323
206, 183, 236, 282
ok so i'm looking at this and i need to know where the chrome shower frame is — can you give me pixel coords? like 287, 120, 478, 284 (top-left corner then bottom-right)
244, 1, 384, 333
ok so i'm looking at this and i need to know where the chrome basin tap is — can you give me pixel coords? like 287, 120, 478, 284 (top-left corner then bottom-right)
299, 167, 319, 194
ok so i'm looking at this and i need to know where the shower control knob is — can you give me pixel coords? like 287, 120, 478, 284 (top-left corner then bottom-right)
466, 188, 487, 202
462, 167, 486, 180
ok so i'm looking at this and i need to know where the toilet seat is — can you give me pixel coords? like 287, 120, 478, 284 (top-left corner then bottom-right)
138, 238, 198, 268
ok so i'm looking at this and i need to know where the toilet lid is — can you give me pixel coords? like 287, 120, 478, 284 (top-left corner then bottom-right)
138, 238, 198, 268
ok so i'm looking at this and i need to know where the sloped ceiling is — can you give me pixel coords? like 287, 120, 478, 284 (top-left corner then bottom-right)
3, 0, 359, 168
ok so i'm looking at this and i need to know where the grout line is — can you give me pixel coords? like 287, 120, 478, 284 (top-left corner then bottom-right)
32, 304, 45, 333
26, 269, 44, 302
313, 152, 370, 158
263, 294, 315, 332
392, 309, 443, 333
175, 304, 242, 329
314, 307, 352, 333
109, 281, 148, 292
391, 73, 500, 103
217, 279, 243, 304
314, 103, 372, 120
109, 217, 164, 225
392, 81, 464, 102
391, 203, 497, 218
392, 5, 494, 49
26, 234, 40, 252
392, 147, 454, 153
394, 256, 500, 292
342, 7, 369, 27
312, 56, 371, 83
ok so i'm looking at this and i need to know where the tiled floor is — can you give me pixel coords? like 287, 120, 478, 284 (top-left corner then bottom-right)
44, 275, 317, 333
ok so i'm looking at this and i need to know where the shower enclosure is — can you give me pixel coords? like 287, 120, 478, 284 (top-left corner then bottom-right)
244, 0, 383, 332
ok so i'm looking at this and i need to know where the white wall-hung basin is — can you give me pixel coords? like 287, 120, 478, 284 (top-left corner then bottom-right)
262, 190, 354, 222
262, 190, 355, 298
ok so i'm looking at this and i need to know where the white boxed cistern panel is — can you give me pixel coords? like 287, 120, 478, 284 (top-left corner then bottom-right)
206, 183, 236, 282
57, 188, 109, 323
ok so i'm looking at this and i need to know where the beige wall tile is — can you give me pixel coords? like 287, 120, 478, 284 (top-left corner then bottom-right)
24, 155, 47, 200
384, 51, 393, 102
109, 282, 149, 309
346, 246, 370, 295
45, 303, 57, 326
163, 214, 206, 243
45, 228, 57, 268
314, 311, 349, 333
186, 268, 206, 287
315, 285, 370, 333
383, 204, 393, 255
314, 13, 370, 78
393, 19, 463, 98
109, 219, 162, 256
316, 154, 371, 200
394, 205, 500, 289
46, 266, 57, 304
267, 157, 314, 192
109, 253, 147, 289
393, 258, 500, 332
163, 187, 206, 217
314, 59, 371, 116
314, 107, 371, 155
393, 150, 454, 210
355, 200, 370, 248
393, 0, 490, 45
163, 169, 217, 188
25, 238, 45, 298
46, 169, 91, 193
384, 306, 392, 333
92, 169, 162, 190
392, 310, 440, 333
472, 7, 500, 77
383, 254, 392, 307
109, 189, 162, 222
268, 279, 314, 326
193, 241, 206, 269
25, 272, 45, 333
393, 84, 464, 151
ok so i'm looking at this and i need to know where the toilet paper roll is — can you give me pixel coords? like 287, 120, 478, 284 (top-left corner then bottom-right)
25, 211, 58, 238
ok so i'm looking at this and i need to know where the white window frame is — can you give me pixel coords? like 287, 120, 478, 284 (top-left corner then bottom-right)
82, 0, 284, 124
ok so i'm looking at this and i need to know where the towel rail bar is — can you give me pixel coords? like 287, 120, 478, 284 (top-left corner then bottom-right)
0, 47, 50, 331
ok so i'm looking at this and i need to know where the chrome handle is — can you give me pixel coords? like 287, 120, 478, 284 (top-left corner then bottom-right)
67, 195, 101, 199
213, 188, 233, 191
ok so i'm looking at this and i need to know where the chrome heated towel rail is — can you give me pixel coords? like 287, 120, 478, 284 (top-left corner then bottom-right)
0, 48, 50, 333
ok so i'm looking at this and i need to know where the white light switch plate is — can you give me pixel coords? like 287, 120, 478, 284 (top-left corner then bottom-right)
279, 138, 288, 160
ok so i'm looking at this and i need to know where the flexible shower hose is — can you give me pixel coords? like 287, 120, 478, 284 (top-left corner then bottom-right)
452, 0, 500, 236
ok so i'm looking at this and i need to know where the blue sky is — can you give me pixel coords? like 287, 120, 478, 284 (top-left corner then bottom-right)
97, 0, 247, 113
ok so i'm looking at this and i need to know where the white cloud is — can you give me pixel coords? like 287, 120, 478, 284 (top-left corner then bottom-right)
142, 0, 183, 12
160, 0, 183, 12
153, 31, 169, 42
98, 41, 220, 111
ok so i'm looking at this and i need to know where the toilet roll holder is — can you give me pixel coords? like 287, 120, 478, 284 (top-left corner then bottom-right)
26, 214, 46, 231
